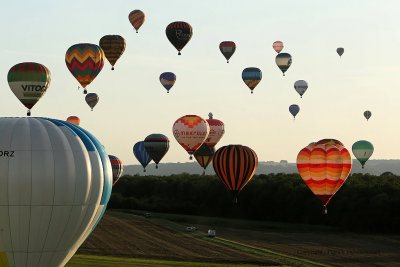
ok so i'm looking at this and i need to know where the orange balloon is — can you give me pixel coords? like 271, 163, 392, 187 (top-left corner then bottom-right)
66, 116, 80, 126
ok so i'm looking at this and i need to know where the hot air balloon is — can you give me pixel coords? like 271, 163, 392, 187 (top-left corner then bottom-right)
297, 139, 352, 214
205, 112, 225, 148
144, 134, 169, 168
172, 115, 210, 159
159, 72, 176, 93
109, 155, 123, 185
272, 41, 284, 53
289, 104, 300, 119
275, 53, 292, 76
194, 143, 215, 175
337, 47, 344, 57
85, 93, 99, 111
294, 80, 308, 98
128, 10, 145, 33
133, 141, 152, 172
65, 43, 105, 94
352, 140, 374, 168
99, 35, 126, 70
364, 110, 372, 121
166, 21, 193, 55
213, 145, 258, 203
242, 67, 262, 94
7, 62, 51, 116
219, 41, 236, 63
0, 117, 112, 267
67, 116, 80, 125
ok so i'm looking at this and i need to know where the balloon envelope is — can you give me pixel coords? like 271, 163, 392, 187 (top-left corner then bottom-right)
109, 155, 123, 185
219, 41, 236, 62
194, 143, 215, 172
85, 93, 99, 110
289, 104, 300, 118
364, 110, 372, 121
128, 10, 145, 32
242, 67, 262, 93
0, 117, 112, 267
294, 80, 308, 98
159, 72, 176, 92
144, 134, 170, 167
352, 140, 374, 168
99, 35, 126, 70
272, 41, 284, 53
337, 47, 344, 57
205, 112, 225, 148
275, 53, 292, 76
166, 21, 193, 55
133, 141, 152, 171
7, 62, 51, 115
67, 116, 80, 126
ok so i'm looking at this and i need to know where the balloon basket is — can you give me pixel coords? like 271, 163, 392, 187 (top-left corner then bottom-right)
322, 205, 328, 215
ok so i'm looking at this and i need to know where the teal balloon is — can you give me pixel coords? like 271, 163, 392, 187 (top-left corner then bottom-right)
352, 140, 374, 168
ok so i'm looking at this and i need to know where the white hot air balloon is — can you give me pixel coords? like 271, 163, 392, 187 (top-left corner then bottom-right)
0, 117, 112, 267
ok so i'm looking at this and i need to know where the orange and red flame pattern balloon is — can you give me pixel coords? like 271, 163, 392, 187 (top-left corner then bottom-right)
66, 116, 80, 125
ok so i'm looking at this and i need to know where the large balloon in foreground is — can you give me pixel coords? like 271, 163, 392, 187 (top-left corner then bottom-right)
337, 47, 344, 57
67, 116, 80, 125
85, 93, 99, 111
242, 67, 262, 94
194, 143, 215, 175
297, 139, 352, 213
272, 41, 284, 53
172, 115, 210, 159
65, 43, 105, 94
213, 145, 258, 203
275, 53, 292, 76
352, 140, 374, 168
364, 110, 372, 121
133, 141, 152, 172
109, 155, 123, 185
205, 112, 225, 148
294, 80, 308, 98
128, 10, 145, 33
99, 35, 126, 70
289, 104, 300, 119
166, 21, 193, 55
159, 72, 176, 93
7, 62, 51, 116
144, 134, 170, 168
219, 41, 236, 63
0, 117, 112, 267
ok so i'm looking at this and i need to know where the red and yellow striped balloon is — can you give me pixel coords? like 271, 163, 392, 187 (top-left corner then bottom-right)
128, 10, 145, 33
213, 145, 258, 203
297, 139, 352, 212
66, 116, 80, 126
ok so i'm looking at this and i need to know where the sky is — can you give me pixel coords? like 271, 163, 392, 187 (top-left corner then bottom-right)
1, 0, 400, 164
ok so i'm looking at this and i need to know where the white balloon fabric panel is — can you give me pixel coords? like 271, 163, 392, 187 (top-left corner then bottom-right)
0, 117, 112, 267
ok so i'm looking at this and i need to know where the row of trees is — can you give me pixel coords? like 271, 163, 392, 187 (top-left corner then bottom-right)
109, 172, 400, 233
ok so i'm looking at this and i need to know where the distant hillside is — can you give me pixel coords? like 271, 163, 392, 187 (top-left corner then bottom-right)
122, 159, 400, 176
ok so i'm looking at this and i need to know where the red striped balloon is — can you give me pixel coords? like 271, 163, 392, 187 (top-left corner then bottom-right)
213, 145, 258, 203
109, 155, 123, 185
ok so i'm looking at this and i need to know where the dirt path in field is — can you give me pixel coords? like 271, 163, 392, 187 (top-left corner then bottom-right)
78, 211, 282, 266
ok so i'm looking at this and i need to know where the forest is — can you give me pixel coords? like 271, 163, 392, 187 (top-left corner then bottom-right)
109, 172, 400, 233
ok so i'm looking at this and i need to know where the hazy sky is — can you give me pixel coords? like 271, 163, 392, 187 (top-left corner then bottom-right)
1, 0, 400, 164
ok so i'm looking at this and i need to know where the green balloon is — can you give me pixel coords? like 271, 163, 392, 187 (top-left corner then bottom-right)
352, 140, 374, 168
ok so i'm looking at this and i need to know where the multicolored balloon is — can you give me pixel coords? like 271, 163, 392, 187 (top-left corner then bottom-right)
0, 117, 112, 267
99, 35, 126, 70
294, 80, 308, 98
7, 62, 51, 116
194, 143, 215, 175
65, 43, 105, 94
159, 72, 176, 93
289, 104, 300, 119
67, 116, 80, 125
272, 41, 284, 53
219, 41, 236, 63
85, 93, 99, 111
337, 47, 344, 57
166, 21, 193, 55
275, 53, 292, 76
205, 112, 225, 148
297, 139, 352, 213
144, 134, 170, 168
109, 155, 123, 185
213, 145, 258, 203
242, 67, 262, 94
172, 115, 210, 159
128, 10, 145, 33
352, 140, 374, 168
364, 110, 372, 121
133, 141, 152, 172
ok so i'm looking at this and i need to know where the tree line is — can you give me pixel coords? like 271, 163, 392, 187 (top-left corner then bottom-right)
109, 172, 400, 233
